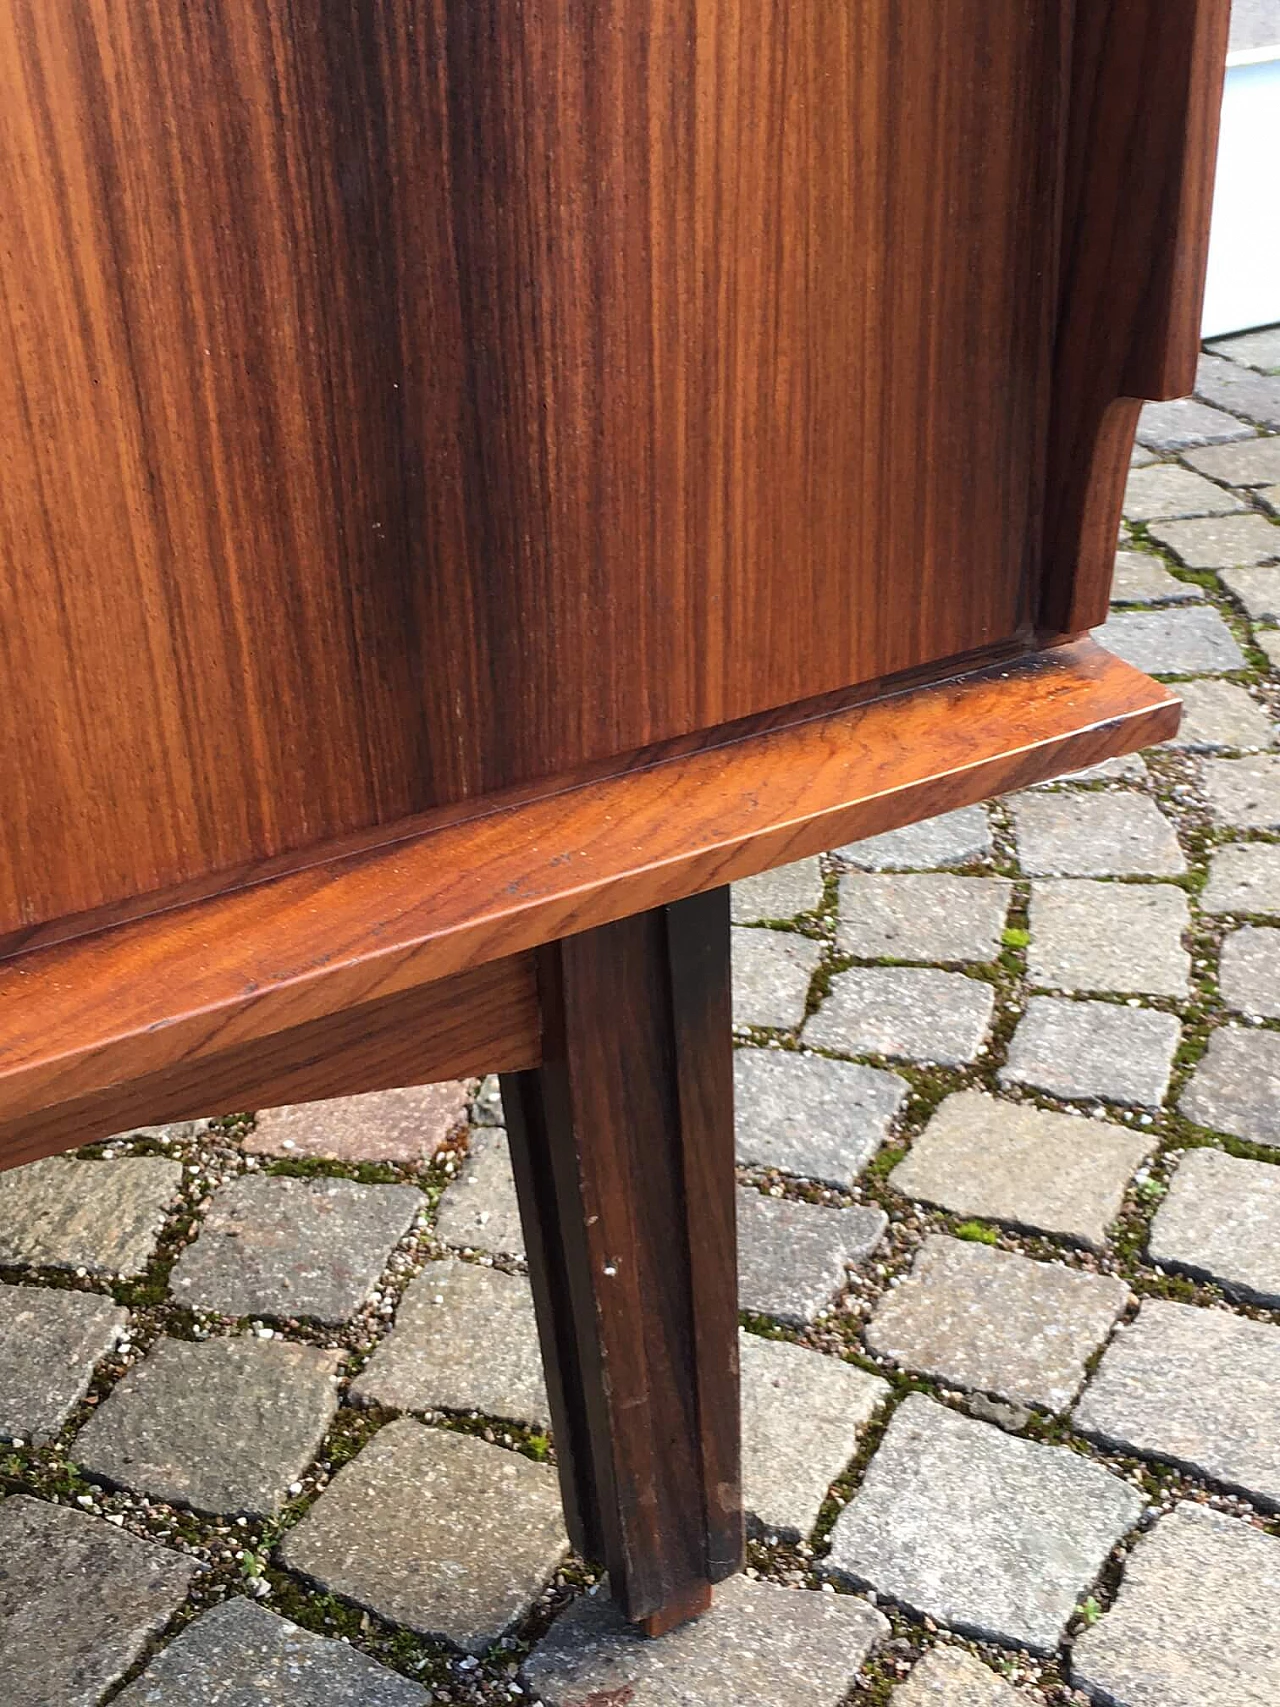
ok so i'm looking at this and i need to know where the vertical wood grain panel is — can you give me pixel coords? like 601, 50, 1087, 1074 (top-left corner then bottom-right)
0, 2, 1069, 933
0, 0, 485, 924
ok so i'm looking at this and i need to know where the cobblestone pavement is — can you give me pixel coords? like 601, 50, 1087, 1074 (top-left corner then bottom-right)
3, 338, 1280, 1707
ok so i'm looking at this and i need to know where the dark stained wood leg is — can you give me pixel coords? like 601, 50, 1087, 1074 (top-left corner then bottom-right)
500, 887, 742, 1633
638, 1580, 714, 1639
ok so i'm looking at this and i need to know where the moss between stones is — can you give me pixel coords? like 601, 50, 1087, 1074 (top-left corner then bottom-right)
952, 1220, 1000, 1246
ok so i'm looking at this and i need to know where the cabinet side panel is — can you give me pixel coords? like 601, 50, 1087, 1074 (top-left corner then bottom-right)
0, 0, 487, 930
0, 0, 1067, 932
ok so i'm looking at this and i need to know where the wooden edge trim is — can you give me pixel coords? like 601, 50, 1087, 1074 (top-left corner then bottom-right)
0, 952, 541, 1170
1039, 0, 1231, 636
0, 639, 1180, 1121
0, 636, 1031, 961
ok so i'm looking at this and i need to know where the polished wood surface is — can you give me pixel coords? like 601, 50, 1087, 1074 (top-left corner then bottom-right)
0, 640, 1179, 1162
1040, 0, 1230, 636
0, 0, 1071, 935
503, 890, 741, 1626
0, 954, 539, 1173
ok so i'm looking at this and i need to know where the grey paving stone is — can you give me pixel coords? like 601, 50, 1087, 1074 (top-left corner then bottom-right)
112, 1120, 212, 1144
740, 1330, 890, 1539
434, 1126, 525, 1257
1039, 752, 1148, 784
1027, 880, 1191, 997
1149, 1147, 1280, 1309
0, 1282, 126, 1444
999, 996, 1180, 1106
892, 1647, 1023, 1705
1009, 793, 1184, 877
967, 1394, 1032, 1433
1260, 482, 1280, 515
1136, 397, 1253, 451
731, 857, 825, 922
279, 1419, 568, 1653
731, 926, 823, 1028
524, 1573, 887, 1707
170, 1175, 421, 1323
1096, 607, 1247, 675
471, 1074, 506, 1125
733, 1049, 908, 1186
1201, 754, 1280, 828
1255, 627, 1280, 671
737, 1187, 886, 1325
0, 1494, 200, 1707
114, 1597, 430, 1705
865, 1236, 1130, 1412
1147, 512, 1280, 569
1181, 1026, 1280, 1144
1071, 1502, 1280, 1707
246, 1084, 470, 1164
825, 1395, 1143, 1653
1195, 352, 1280, 430
1167, 679, 1277, 750
1129, 442, 1160, 467
1221, 562, 1280, 619
1201, 840, 1280, 913
835, 874, 1011, 963
889, 1090, 1152, 1249
0, 1155, 183, 1277
1122, 463, 1246, 520
74, 1334, 341, 1516
835, 805, 991, 870
1219, 923, 1280, 1015
804, 967, 994, 1066
1074, 1300, 1280, 1508
1184, 434, 1280, 486
1109, 549, 1201, 604
1205, 324, 1280, 372
351, 1259, 548, 1427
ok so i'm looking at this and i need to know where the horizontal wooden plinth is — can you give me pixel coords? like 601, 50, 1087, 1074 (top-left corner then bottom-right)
0, 956, 541, 1170
0, 639, 1179, 1166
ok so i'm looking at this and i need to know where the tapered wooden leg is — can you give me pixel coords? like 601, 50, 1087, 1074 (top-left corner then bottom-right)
500, 887, 742, 1633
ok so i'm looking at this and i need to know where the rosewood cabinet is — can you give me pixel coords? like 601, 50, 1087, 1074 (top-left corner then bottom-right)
0, 0, 1227, 1636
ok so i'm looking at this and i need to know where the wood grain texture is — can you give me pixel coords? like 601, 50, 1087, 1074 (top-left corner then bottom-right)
0, 0, 1068, 934
1039, 0, 1231, 636
0, 640, 1179, 1141
0, 10, 1227, 1642
0, 953, 539, 1171
502, 889, 741, 1626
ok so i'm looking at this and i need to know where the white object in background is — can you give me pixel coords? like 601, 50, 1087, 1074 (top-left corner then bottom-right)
1200, 4, 1280, 338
